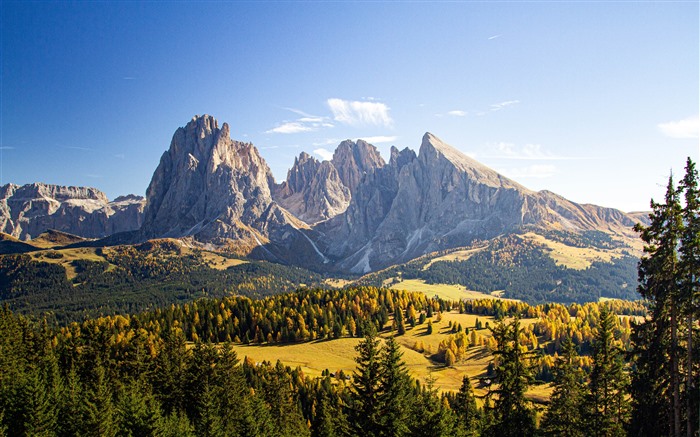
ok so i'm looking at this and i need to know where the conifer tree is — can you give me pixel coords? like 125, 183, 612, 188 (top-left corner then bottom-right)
634, 174, 685, 436
378, 335, 411, 437
486, 317, 536, 437
540, 335, 586, 436
454, 376, 479, 436
585, 305, 630, 436
679, 157, 700, 437
350, 329, 383, 436
116, 379, 165, 437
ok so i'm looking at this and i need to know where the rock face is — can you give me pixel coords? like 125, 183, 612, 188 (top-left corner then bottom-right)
272, 152, 351, 224
0, 183, 145, 240
141, 115, 329, 266
331, 139, 386, 194
3, 115, 642, 275
319, 133, 637, 273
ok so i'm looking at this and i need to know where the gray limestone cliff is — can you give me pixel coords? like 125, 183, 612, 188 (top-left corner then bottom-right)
0, 183, 144, 240
141, 115, 329, 266
272, 152, 351, 224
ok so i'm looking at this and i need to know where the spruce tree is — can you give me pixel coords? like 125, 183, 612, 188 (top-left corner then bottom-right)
540, 335, 586, 436
585, 305, 630, 436
378, 335, 410, 437
350, 329, 383, 436
454, 376, 479, 436
486, 317, 536, 437
679, 157, 700, 437
634, 174, 685, 436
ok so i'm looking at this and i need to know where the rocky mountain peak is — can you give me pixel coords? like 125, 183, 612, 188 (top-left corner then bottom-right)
0, 183, 144, 239
331, 139, 385, 194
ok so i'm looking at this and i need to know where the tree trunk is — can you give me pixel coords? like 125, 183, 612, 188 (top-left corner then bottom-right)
687, 313, 693, 437
672, 304, 681, 437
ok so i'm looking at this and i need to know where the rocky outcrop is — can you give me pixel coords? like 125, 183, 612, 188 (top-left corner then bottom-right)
331, 139, 385, 195
141, 115, 330, 266
320, 133, 637, 273
273, 152, 351, 223
0, 183, 144, 240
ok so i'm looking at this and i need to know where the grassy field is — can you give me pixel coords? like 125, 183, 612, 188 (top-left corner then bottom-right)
199, 251, 248, 270
390, 279, 501, 302
229, 309, 550, 402
522, 232, 620, 270
422, 246, 488, 269
30, 248, 110, 280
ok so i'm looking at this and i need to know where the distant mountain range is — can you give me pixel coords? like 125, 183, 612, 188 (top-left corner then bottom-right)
0, 114, 647, 276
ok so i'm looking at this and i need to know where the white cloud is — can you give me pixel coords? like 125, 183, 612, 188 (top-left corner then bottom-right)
490, 100, 520, 111
658, 115, 699, 139
313, 148, 334, 161
327, 98, 393, 127
356, 136, 398, 144
498, 164, 558, 179
312, 138, 340, 147
485, 142, 587, 161
266, 122, 315, 134
447, 110, 468, 117
488, 34, 502, 40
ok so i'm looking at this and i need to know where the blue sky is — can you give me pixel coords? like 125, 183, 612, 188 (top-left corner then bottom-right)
1, 1, 698, 212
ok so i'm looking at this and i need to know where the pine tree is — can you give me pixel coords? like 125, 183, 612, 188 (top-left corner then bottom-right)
540, 335, 586, 436
679, 157, 700, 437
486, 317, 536, 437
454, 376, 479, 436
585, 305, 630, 436
116, 379, 165, 437
633, 174, 685, 436
378, 335, 410, 437
82, 360, 118, 437
350, 329, 383, 436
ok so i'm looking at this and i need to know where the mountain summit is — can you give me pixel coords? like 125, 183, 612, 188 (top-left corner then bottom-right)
0, 115, 641, 275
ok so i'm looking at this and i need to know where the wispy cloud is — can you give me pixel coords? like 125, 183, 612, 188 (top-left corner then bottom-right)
484, 142, 588, 161
327, 98, 393, 127
113, 153, 125, 159
267, 108, 334, 134
488, 34, 502, 40
498, 164, 558, 179
312, 138, 340, 147
122, 76, 136, 80
0, 146, 15, 150
267, 122, 316, 134
658, 115, 699, 139
357, 136, 398, 144
447, 110, 468, 117
490, 100, 520, 111
313, 148, 334, 161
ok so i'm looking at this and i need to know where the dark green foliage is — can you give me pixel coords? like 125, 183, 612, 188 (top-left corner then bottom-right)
357, 233, 640, 304
631, 168, 695, 437
0, 247, 325, 323
350, 329, 383, 436
453, 376, 479, 435
585, 305, 630, 436
540, 336, 586, 436
485, 318, 537, 437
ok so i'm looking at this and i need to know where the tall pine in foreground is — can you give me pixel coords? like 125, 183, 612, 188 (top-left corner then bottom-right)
485, 317, 536, 437
632, 161, 700, 437
540, 335, 586, 437
350, 329, 383, 436
678, 157, 700, 437
585, 305, 630, 436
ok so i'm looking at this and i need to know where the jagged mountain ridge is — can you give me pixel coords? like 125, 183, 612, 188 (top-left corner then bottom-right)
316, 133, 637, 272
1, 115, 643, 276
0, 183, 145, 240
